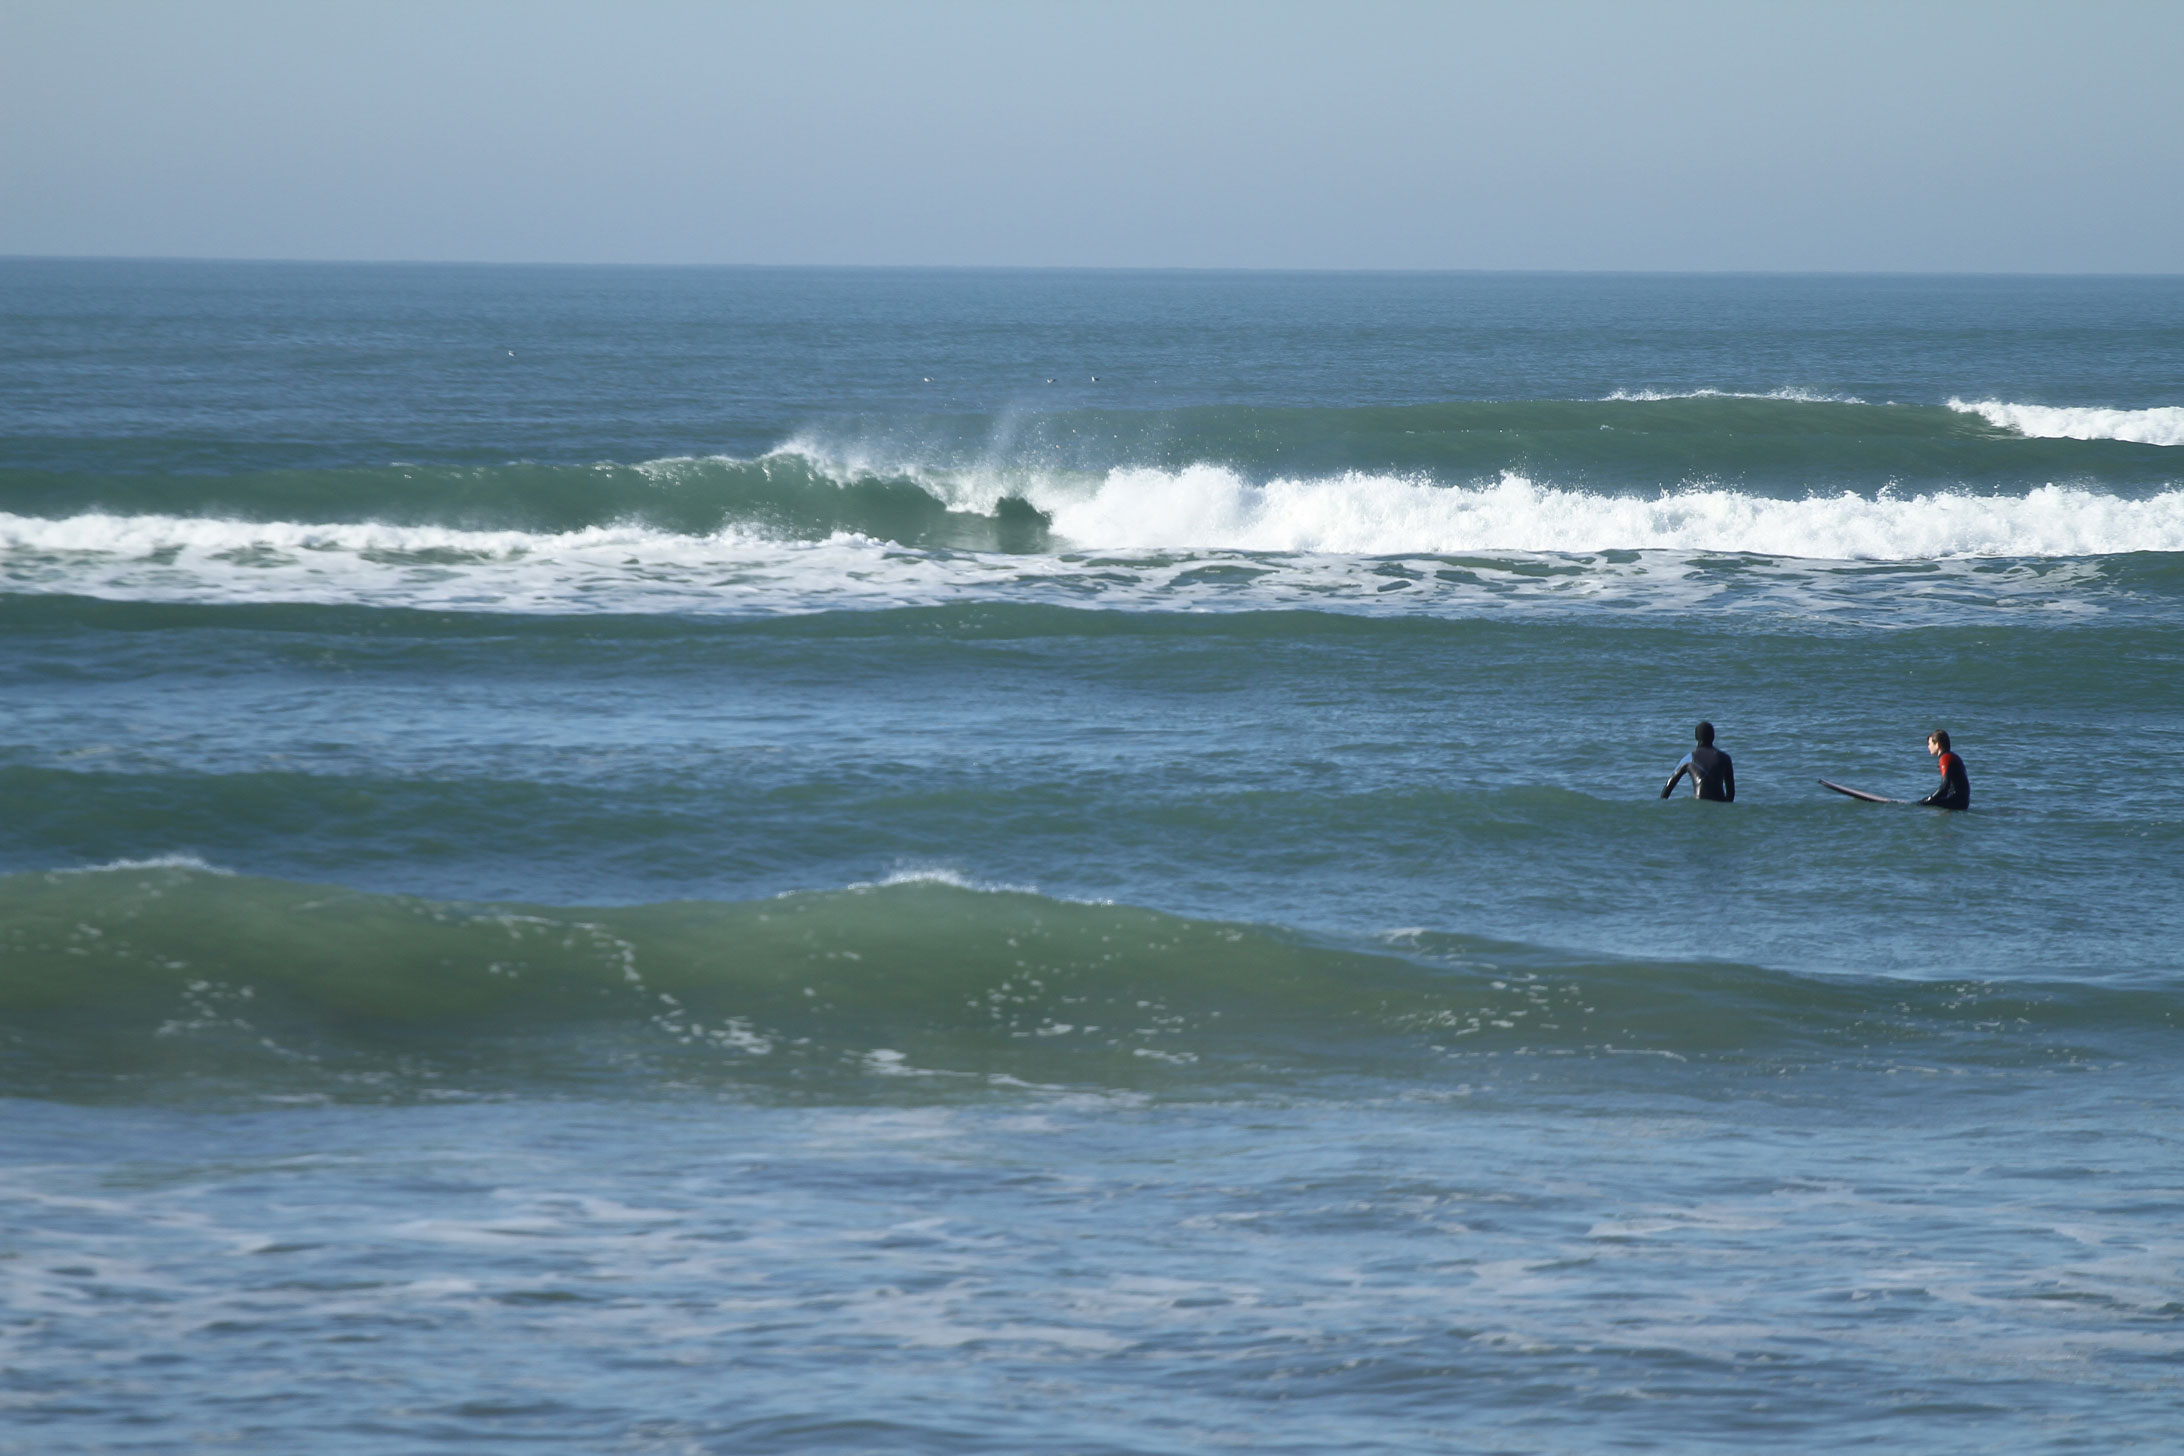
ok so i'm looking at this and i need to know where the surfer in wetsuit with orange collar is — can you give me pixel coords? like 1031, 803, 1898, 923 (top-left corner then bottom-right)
1660, 721, 1734, 802
1918, 729, 1970, 810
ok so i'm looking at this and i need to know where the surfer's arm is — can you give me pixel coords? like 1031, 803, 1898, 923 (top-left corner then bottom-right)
1916, 757, 1970, 809
1721, 758, 1735, 803
1916, 775, 1968, 809
1660, 756, 1692, 798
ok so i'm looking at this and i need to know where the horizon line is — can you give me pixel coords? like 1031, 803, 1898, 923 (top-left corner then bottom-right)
5, 253, 2182, 281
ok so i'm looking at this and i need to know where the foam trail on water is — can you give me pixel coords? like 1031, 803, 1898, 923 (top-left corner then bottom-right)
1030, 471, 2184, 557
1602, 387, 1866, 404
55, 854, 236, 877
0, 511, 683, 559
1950, 398, 2184, 447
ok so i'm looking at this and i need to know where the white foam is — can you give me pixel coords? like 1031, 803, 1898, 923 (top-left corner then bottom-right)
847, 868, 1124, 905
856, 868, 1042, 896
1, 472, 2178, 625
1602, 387, 1866, 404
52, 854, 235, 877
0, 510, 675, 559
1949, 398, 2184, 447
1028, 469, 2184, 559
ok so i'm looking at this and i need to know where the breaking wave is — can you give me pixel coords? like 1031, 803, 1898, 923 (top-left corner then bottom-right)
6, 384, 2183, 618
1949, 398, 2184, 447
3, 470, 2183, 616
1017, 470, 2184, 557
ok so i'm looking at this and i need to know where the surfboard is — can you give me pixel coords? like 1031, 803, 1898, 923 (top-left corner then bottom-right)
1819, 778, 1904, 804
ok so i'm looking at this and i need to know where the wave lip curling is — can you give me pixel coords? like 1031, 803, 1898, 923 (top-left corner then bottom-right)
1949, 398, 2184, 447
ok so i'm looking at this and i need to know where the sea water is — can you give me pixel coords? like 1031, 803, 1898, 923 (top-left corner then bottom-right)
1, 262, 2180, 1452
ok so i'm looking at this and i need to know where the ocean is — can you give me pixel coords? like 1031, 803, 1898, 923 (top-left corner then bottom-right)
2, 260, 2180, 1452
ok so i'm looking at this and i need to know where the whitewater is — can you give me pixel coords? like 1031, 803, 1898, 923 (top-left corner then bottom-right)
1950, 396, 2184, 447
5, 468, 2184, 622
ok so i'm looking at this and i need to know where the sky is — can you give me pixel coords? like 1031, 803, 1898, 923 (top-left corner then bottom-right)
3, 0, 2180, 272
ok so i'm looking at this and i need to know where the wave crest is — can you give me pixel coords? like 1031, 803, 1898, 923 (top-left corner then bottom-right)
1019, 469, 2184, 558
1950, 398, 2184, 447
4, 469, 2183, 621
14, 474, 2184, 565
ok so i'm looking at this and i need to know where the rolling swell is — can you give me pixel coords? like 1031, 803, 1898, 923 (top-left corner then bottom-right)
6, 469, 2184, 593
4, 394, 2180, 538
0, 454, 1053, 552
794, 395, 2184, 501
5, 395, 2182, 620
2, 863, 2172, 1099
17, 389, 2184, 488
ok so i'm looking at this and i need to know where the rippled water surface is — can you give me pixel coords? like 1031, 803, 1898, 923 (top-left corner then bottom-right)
2, 263, 2180, 1453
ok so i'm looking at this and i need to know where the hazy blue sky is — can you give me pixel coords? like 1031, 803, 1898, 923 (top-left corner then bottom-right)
4, 0, 2179, 271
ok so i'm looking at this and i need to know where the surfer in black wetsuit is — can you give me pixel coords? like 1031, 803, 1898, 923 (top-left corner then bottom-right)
1918, 729, 1970, 810
1661, 721, 1735, 802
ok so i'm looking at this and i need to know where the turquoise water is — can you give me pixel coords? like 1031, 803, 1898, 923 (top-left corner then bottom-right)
2, 261, 2181, 1452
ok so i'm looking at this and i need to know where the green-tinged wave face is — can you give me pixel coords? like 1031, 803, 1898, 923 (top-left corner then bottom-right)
3, 865, 2172, 1100
0, 456, 1057, 552
2, 395, 2179, 549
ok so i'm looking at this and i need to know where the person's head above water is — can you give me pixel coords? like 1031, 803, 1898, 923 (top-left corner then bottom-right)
1929, 729, 1951, 753
1695, 721, 1715, 746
